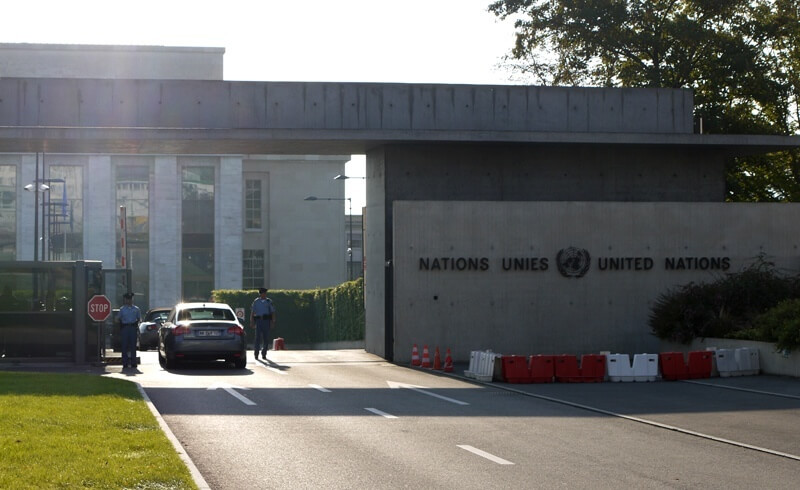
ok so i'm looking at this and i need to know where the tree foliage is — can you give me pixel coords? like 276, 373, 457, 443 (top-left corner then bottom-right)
489, 0, 800, 201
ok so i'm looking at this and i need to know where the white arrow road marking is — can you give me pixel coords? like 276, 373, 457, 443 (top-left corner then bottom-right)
387, 381, 469, 406
309, 384, 331, 393
365, 407, 398, 419
207, 382, 256, 406
457, 445, 514, 465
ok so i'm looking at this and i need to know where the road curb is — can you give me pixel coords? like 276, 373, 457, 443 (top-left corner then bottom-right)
134, 382, 211, 490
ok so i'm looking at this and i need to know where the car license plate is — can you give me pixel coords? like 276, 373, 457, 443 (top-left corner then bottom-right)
196, 330, 221, 337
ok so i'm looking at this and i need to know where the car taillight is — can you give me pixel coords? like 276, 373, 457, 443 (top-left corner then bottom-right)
227, 325, 243, 336
174, 325, 191, 336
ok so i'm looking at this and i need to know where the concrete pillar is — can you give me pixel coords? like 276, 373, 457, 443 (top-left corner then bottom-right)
216, 157, 243, 290
83, 156, 115, 265
17, 154, 36, 261
364, 148, 388, 359
150, 156, 181, 307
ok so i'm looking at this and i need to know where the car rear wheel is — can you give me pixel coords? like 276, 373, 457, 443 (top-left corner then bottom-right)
159, 349, 178, 369
233, 357, 246, 369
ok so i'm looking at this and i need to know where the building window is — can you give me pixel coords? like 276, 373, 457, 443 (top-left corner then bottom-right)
116, 164, 150, 309
48, 166, 83, 261
0, 165, 16, 260
245, 179, 262, 229
243, 249, 264, 289
182, 166, 214, 301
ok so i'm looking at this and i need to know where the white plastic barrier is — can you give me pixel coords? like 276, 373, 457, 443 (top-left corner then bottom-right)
715, 349, 739, 377
735, 347, 760, 376
606, 354, 634, 382
465, 351, 478, 378
632, 354, 659, 382
464, 350, 502, 381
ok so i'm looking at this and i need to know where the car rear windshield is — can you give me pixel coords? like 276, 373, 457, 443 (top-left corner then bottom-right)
147, 311, 169, 321
178, 308, 235, 321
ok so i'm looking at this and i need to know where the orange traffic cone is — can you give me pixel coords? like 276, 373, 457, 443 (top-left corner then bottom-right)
411, 344, 421, 366
421, 345, 432, 368
433, 346, 442, 370
443, 348, 454, 372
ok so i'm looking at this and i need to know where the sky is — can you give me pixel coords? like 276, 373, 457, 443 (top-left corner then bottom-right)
2, 0, 522, 213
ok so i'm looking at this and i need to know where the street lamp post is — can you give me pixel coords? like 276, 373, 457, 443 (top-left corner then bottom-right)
305, 195, 353, 280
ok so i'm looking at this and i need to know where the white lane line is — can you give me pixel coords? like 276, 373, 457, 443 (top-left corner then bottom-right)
457, 445, 514, 465
207, 383, 256, 406
309, 384, 331, 393
683, 379, 800, 400
387, 381, 469, 406
485, 383, 800, 462
365, 407, 398, 419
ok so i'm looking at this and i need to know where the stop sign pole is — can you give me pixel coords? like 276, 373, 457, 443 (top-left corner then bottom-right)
87, 295, 112, 322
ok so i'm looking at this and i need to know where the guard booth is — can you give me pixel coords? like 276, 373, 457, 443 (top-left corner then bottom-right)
0, 260, 131, 363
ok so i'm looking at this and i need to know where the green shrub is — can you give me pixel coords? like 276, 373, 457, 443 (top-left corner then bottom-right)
649, 258, 800, 346
753, 299, 800, 351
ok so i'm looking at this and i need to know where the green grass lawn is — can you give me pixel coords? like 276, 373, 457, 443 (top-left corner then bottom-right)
0, 372, 197, 489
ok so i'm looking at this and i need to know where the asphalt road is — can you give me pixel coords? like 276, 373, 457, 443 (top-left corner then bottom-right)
89, 349, 800, 489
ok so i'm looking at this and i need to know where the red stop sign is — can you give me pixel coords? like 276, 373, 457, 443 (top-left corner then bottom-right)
87, 295, 112, 322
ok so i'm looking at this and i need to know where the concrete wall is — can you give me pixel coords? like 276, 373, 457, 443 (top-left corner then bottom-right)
379, 144, 726, 203
389, 201, 800, 363
365, 143, 727, 359
0, 43, 224, 80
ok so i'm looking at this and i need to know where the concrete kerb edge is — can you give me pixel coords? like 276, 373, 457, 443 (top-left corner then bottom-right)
134, 382, 211, 490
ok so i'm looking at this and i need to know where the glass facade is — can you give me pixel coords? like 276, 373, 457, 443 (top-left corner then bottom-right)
116, 164, 150, 310
243, 249, 264, 289
0, 165, 16, 260
182, 166, 214, 301
47, 166, 83, 261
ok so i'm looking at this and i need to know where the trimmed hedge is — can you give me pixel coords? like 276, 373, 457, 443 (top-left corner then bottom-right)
212, 277, 364, 346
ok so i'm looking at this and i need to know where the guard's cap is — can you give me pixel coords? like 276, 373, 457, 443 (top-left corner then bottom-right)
258, 287, 268, 294
123, 292, 134, 299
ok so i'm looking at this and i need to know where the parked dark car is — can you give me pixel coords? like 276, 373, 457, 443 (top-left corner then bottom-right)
158, 302, 247, 369
137, 307, 170, 350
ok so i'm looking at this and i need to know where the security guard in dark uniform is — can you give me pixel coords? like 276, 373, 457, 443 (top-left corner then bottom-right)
250, 287, 276, 359
116, 292, 142, 369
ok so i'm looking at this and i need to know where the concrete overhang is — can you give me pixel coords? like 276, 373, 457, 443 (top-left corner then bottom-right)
0, 126, 797, 157
0, 78, 798, 156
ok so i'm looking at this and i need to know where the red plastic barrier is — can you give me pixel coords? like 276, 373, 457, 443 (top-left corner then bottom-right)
580, 354, 606, 382
687, 351, 713, 379
555, 355, 581, 382
659, 352, 688, 380
529, 355, 555, 383
501, 355, 533, 383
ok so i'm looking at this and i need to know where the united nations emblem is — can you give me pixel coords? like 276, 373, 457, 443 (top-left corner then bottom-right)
556, 247, 591, 278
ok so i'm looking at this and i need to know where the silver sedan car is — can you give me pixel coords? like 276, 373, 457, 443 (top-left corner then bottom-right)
158, 302, 247, 369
